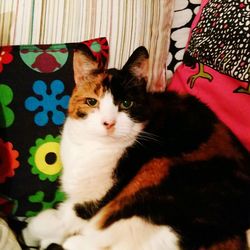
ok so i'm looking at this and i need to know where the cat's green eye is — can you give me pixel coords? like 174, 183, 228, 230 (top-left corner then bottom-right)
120, 100, 133, 109
86, 98, 98, 107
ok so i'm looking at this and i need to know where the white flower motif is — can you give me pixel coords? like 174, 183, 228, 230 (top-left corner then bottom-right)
172, 9, 193, 29
167, 52, 173, 67
175, 49, 185, 61
171, 27, 190, 49
166, 0, 202, 80
190, 0, 202, 4
174, 0, 189, 11
194, 6, 201, 14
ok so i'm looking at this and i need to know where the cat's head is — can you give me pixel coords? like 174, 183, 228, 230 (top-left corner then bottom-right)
66, 45, 150, 145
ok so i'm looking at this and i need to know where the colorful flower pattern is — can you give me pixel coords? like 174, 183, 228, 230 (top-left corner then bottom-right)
28, 135, 62, 182
0, 46, 13, 73
25, 80, 70, 126
0, 139, 19, 183
0, 38, 109, 216
26, 190, 65, 217
0, 84, 15, 128
84, 38, 109, 67
20, 44, 68, 73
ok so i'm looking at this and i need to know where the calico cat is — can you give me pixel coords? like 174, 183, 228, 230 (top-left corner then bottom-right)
22, 45, 250, 250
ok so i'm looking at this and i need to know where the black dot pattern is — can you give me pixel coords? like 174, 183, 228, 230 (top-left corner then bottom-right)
45, 152, 57, 165
187, 0, 250, 82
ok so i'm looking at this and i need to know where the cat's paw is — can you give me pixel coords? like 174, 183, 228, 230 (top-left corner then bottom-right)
63, 235, 103, 250
22, 208, 65, 249
22, 226, 40, 248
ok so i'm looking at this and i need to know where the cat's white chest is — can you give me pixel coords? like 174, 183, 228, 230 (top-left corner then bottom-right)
60, 120, 126, 202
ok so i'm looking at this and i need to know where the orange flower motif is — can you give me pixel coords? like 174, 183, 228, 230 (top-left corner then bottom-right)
0, 139, 20, 183
0, 46, 13, 73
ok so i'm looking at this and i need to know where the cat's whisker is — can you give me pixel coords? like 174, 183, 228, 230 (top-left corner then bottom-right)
134, 139, 147, 148
112, 128, 146, 148
137, 131, 161, 143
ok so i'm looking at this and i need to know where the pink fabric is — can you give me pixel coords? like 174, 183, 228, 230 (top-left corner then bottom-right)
168, 0, 250, 152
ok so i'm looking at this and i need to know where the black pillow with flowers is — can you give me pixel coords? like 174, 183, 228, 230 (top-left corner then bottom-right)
0, 38, 109, 217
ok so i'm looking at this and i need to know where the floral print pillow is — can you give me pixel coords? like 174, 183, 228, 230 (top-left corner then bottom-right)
0, 38, 109, 217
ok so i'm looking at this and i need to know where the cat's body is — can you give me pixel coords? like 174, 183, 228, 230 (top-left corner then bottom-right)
22, 46, 250, 250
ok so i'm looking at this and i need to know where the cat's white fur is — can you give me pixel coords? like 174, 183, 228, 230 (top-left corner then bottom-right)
22, 91, 180, 250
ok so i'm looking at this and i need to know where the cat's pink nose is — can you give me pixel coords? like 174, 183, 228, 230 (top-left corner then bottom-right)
103, 120, 116, 129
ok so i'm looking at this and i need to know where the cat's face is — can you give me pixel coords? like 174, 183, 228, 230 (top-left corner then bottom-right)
66, 45, 150, 145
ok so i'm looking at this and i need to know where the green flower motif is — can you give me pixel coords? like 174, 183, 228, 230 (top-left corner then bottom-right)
90, 41, 101, 53
28, 135, 62, 182
26, 190, 66, 217
0, 84, 15, 128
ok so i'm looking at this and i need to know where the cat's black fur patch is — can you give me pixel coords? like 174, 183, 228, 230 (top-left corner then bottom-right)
46, 243, 64, 250
103, 157, 250, 249
76, 110, 87, 118
75, 201, 103, 220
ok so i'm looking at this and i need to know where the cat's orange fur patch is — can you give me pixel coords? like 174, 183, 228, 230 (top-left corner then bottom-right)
68, 82, 105, 119
73, 49, 102, 84
96, 158, 171, 229
68, 74, 106, 119
68, 49, 107, 119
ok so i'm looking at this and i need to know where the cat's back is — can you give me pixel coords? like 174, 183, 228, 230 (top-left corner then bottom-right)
145, 91, 236, 157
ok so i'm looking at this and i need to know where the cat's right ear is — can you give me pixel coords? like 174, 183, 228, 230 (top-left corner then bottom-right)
122, 46, 149, 81
73, 44, 105, 86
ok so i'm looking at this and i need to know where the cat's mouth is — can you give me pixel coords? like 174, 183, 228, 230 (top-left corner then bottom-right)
104, 122, 145, 142
98, 125, 136, 141
102, 129, 127, 139
104, 125, 116, 136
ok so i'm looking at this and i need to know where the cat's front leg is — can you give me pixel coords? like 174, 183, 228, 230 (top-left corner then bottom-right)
22, 208, 66, 249
62, 219, 114, 250
22, 200, 88, 249
63, 216, 180, 250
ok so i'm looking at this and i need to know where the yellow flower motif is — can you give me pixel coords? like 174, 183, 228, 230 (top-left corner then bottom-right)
28, 135, 62, 182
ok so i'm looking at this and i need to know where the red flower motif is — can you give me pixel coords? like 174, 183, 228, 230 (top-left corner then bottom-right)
0, 139, 20, 183
83, 38, 109, 67
0, 46, 13, 73
31, 52, 61, 73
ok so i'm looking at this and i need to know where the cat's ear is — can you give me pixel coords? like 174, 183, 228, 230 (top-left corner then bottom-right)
73, 43, 105, 86
122, 46, 149, 81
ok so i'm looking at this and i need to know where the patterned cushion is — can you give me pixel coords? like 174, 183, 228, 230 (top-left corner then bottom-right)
167, 0, 202, 80
186, 0, 250, 82
0, 38, 109, 217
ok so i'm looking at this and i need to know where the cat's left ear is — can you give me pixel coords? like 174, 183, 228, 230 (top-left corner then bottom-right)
122, 46, 149, 81
73, 43, 105, 86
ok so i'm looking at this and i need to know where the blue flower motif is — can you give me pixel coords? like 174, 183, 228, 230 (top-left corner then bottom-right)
25, 80, 70, 126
